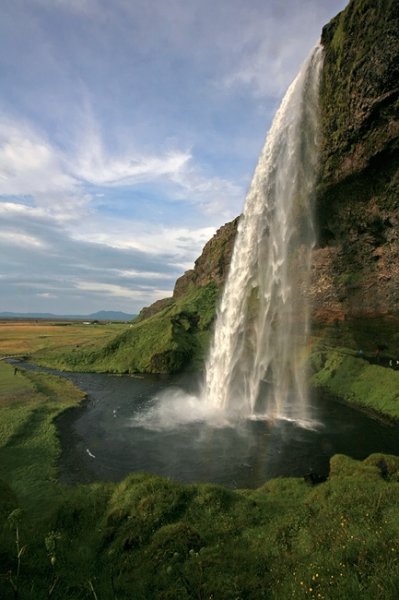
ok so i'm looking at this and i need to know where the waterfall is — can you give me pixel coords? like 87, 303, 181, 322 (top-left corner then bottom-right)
203, 46, 323, 423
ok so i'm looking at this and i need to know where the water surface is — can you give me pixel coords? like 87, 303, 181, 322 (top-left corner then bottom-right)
40, 367, 399, 489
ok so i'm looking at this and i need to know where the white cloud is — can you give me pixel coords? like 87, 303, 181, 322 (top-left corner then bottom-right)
72, 221, 217, 262
0, 115, 242, 224
31, 0, 100, 16
0, 0, 349, 316
171, 167, 244, 218
219, 2, 347, 99
74, 145, 191, 187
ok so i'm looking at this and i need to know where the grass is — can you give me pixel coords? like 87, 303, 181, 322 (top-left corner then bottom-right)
0, 361, 86, 517
0, 320, 129, 359
310, 344, 399, 420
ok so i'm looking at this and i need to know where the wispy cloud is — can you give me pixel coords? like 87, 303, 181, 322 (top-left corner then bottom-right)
75, 281, 170, 302
0, 121, 75, 197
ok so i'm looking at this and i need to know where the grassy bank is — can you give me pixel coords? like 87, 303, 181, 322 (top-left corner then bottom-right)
2, 362, 399, 598
0, 361, 87, 516
310, 316, 399, 421
311, 346, 399, 420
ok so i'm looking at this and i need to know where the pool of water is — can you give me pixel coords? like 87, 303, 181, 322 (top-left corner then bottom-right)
17, 363, 399, 488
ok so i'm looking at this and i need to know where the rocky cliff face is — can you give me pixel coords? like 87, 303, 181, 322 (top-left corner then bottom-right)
312, 0, 399, 322
173, 217, 239, 298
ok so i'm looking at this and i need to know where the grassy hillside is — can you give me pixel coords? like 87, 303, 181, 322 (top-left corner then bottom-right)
36, 283, 220, 374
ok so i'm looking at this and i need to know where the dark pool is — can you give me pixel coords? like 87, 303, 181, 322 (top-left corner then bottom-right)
17, 362, 399, 488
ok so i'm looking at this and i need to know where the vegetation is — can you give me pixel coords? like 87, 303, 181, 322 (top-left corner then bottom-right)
320, 0, 398, 184
311, 347, 399, 420
309, 316, 399, 420
2, 361, 399, 598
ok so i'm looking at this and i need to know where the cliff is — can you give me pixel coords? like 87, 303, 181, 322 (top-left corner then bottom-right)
67, 0, 398, 375
312, 0, 399, 322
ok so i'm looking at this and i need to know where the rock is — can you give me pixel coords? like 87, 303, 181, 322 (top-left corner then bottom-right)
312, 0, 399, 321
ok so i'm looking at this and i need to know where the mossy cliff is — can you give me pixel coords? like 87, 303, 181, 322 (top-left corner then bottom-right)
312, 0, 399, 322
47, 0, 398, 377
307, 0, 399, 413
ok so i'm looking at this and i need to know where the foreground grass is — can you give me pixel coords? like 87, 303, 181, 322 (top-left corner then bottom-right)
1, 363, 399, 598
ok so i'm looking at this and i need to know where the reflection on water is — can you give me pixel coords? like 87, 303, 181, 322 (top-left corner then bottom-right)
16, 363, 399, 488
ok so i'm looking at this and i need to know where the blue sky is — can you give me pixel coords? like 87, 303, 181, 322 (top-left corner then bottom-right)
0, 0, 347, 314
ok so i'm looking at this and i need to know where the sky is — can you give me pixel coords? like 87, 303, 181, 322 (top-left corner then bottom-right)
0, 0, 348, 315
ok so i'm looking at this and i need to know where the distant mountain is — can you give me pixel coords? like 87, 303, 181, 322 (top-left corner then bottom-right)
0, 310, 135, 321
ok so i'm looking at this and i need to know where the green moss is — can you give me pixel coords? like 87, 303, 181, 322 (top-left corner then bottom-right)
311, 345, 399, 419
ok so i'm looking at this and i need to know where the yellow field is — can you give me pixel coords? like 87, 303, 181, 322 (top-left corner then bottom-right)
0, 320, 128, 357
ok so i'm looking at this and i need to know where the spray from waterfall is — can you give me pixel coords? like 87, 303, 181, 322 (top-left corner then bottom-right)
203, 46, 323, 423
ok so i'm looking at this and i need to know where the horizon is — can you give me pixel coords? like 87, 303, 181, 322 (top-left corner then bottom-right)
0, 309, 135, 316
0, 0, 347, 314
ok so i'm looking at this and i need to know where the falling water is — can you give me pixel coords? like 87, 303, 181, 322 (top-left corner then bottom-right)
204, 46, 323, 423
